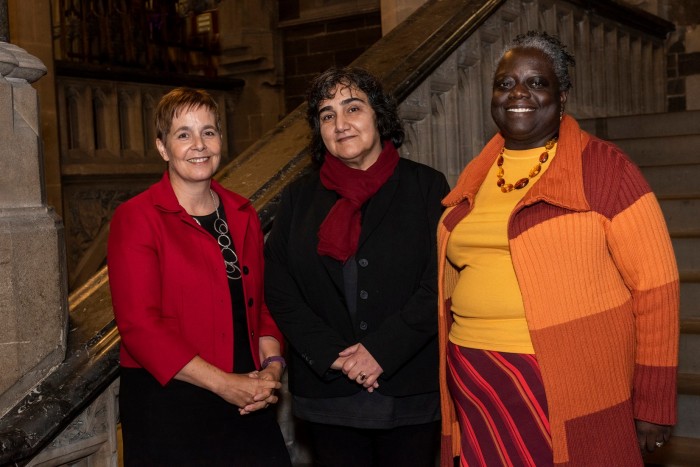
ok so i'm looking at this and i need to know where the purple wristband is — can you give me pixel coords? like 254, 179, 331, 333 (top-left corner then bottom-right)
261, 356, 286, 369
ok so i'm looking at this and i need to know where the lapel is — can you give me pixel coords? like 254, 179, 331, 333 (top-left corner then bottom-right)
442, 115, 591, 222
358, 164, 400, 248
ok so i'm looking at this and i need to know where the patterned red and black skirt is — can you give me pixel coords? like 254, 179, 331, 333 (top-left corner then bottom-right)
447, 343, 553, 467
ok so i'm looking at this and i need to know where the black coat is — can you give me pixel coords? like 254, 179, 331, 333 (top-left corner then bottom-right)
264, 158, 449, 398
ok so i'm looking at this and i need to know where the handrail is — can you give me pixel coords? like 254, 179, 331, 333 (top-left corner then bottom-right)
0, 0, 674, 464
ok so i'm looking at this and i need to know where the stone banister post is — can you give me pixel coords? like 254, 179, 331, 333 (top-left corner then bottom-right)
0, 40, 68, 418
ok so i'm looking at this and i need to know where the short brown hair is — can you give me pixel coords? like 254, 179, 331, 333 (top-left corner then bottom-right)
155, 87, 221, 142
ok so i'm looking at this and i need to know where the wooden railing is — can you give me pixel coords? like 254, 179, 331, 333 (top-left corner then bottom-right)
0, 0, 674, 464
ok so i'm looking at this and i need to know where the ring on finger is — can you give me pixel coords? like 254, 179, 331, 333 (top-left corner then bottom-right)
359, 372, 367, 381
655, 441, 664, 448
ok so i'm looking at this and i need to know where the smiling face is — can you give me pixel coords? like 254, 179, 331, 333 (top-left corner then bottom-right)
491, 47, 568, 149
156, 105, 222, 190
318, 85, 383, 170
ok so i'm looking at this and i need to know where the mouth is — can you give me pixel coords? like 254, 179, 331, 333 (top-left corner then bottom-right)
188, 156, 210, 163
506, 107, 535, 113
336, 135, 356, 143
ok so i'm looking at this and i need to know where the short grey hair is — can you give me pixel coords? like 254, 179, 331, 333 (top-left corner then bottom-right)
500, 31, 576, 91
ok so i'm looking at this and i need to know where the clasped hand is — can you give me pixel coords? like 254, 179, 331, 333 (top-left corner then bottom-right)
636, 419, 671, 454
331, 343, 383, 392
216, 369, 282, 415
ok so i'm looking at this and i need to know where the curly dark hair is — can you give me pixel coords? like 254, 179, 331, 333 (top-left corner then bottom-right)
305, 67, 405, 164
501, 31, 576, 91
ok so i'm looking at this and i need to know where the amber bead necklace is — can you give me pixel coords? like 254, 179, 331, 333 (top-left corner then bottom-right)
496, 137, 557, 193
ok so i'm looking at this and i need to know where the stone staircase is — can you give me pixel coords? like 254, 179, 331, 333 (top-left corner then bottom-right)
580, 111, 700, 466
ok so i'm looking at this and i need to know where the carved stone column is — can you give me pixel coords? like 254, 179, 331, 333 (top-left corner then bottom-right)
0, 41, 68, 416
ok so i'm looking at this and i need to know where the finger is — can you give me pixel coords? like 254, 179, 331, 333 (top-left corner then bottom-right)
341, 360, 358, 375
362, 373, 378, 387
253, 390, 272, 401
265, 395, 279, 405
338, 343, 360, 357
259, 380, 281, 390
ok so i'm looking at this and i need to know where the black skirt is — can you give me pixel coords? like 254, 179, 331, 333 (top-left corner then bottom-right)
119, 367, 291, 467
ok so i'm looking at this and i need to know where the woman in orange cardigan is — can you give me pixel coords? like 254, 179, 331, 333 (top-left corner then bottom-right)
437, 32, 678, 466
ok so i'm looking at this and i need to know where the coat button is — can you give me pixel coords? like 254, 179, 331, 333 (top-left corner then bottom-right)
242, 266, 249, 275
359, 321, 368, 331
359, 290, 368, 300
248, 298, 254, 307
358, 258, 368, 267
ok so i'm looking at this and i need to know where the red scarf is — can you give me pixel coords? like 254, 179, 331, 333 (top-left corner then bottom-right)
317, 142, 400, 262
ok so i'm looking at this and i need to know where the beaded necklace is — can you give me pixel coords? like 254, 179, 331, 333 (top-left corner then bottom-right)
496, 137, 557, 193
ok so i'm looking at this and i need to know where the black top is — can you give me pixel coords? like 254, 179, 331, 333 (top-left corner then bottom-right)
193, 205, 254, 373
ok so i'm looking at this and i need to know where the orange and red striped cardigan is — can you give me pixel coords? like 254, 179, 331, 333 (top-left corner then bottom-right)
437, 115, 679, 466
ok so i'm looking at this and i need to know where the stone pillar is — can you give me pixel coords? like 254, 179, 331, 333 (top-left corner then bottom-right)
380, 0, 428, 35
0, 42, 68, 417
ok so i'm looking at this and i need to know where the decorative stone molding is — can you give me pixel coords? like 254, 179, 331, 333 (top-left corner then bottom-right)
26, 380, 119, 467
0, 42, 46, 82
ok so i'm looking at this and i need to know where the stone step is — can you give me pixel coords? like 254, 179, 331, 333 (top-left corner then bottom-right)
674, 393, 700, 440
618, 134, 700, 167
659, 199, 700, 234
678, 372, 700, 396
672, 238, 700, 273
578, 110, 700, 140
644, 435, 700, 467
640, 164, 699, 200
681, 318, 700, 334
680, 281, 698, 320
679, 333, 700, 374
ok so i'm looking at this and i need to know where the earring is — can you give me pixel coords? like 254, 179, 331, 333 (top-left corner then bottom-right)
559, 108, 564, 121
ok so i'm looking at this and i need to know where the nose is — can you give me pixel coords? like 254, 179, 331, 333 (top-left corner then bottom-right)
509, 82, 530, 99
334, 113, 349, 132
192, 134, 206, 150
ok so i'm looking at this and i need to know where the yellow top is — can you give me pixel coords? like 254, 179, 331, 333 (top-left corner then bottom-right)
446, 144, 557, 354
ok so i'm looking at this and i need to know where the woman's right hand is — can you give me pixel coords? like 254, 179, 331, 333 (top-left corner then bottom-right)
214, 371, 281, 410
174, 356, 280, 412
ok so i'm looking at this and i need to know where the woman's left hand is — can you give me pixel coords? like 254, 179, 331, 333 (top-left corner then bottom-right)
636, 419, 671, 454
338, 343, 383, 392
239, 364, 284, 414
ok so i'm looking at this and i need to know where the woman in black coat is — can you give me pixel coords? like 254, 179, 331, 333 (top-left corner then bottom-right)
264, 67, 450, 467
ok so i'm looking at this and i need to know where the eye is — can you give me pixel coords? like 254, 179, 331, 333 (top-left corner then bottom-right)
203, 129, 219, 138
176, 132, 189, 140
347, 105, 360, 113
320, 113, 334, 122
494, 77, 514, 90
528, 77, 548, 89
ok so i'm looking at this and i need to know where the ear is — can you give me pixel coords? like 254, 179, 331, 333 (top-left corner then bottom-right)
560, 90, 569, 108
156, 139, 169, 162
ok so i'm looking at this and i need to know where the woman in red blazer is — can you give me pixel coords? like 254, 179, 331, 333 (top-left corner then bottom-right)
108, 88, 291, 466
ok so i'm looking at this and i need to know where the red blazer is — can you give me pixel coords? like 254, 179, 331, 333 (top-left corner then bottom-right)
108, 172, 284, 385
